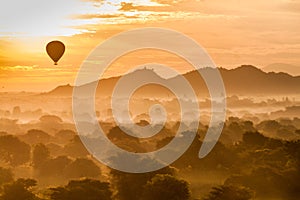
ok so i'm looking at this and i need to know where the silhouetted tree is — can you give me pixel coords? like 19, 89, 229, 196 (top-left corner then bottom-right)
55, 130, 76, 145
0, 167, 13, 186
242, 131, 267, 147
110, 166, 175, 200
39, 115, 63, 133
39, 115, 63, 124
63, 136, 89, 158
256, 120, 281, 134
142, 174, 191, 200
0, 135, 30, 166
32, 143, 50, 169
21, 129, 51, 145
64, 158, 100, 180
39, 156, 72, 177
106, 126, 144, 152
12, 106, 21, 118
173, 132, 202, 169
49, 179, 112, 200
204, 185, 254, 200
0, 178, 38, 200
264, 138, 283, 149
0, 132, 7, 136
225, 167, 288, 199
45, 143, 64, 157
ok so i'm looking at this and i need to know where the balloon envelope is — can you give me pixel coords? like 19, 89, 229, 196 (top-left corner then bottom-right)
46, 41, 65, 65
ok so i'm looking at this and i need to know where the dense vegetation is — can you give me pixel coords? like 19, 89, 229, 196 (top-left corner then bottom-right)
0, 115, 299, 200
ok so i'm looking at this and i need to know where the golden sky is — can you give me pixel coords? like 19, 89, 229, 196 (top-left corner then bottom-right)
0, 0, 300, 91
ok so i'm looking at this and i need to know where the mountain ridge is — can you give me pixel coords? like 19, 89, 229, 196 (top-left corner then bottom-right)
45, 65, 300, 96
263, 63, 300, 76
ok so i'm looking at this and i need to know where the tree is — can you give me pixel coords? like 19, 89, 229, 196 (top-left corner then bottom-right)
63, 136, 89, 158
0, 167, 13, 186
21, 129, 51, 145
242, 132, 267, 147
0, 135, 30, 166
63, 158, 100, 180
39, 115, 63, 133
204, 185, 254, 200
106, 126, 144, 152
0, 178, 38, 200
32, 143, 50, 169
256, 120, 281, 134
173, 132, 203, 170
49, 179, 112, 200
110, 166, 175, 200
55, 130, 76, 145
39, 115, 63, 124
39, 156, 72, 177
12, 106, 21, 118
142, 174, 191, 200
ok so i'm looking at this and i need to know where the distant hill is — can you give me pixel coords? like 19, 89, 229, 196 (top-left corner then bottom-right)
46, 68, 164, 97
45, 84, 73, 96
263, 63, 300, 76
218, 65, 299, 95
45, 65, 300, 97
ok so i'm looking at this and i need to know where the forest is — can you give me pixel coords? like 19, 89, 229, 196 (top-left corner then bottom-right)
0, 112, 299, 200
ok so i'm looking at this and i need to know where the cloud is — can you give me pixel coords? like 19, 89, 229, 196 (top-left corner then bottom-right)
73, 14, 122, 19
0, 65, 37, 71
0, 0, 241, 37
73, 13, 144, 20
72, 0, 233, 26
118, 1, 182, 12
0, 66, 37, 80
118, 2, 169, 11
119, 2, 135, 11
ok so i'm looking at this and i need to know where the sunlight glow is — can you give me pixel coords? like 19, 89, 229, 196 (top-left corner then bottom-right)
0, 0, 101, 37
0, 0, 178, 37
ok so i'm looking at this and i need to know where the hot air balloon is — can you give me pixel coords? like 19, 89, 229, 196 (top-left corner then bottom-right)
46, 41, 65, 65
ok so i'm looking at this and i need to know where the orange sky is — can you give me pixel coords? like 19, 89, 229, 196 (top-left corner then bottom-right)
0, 0, 300, 91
